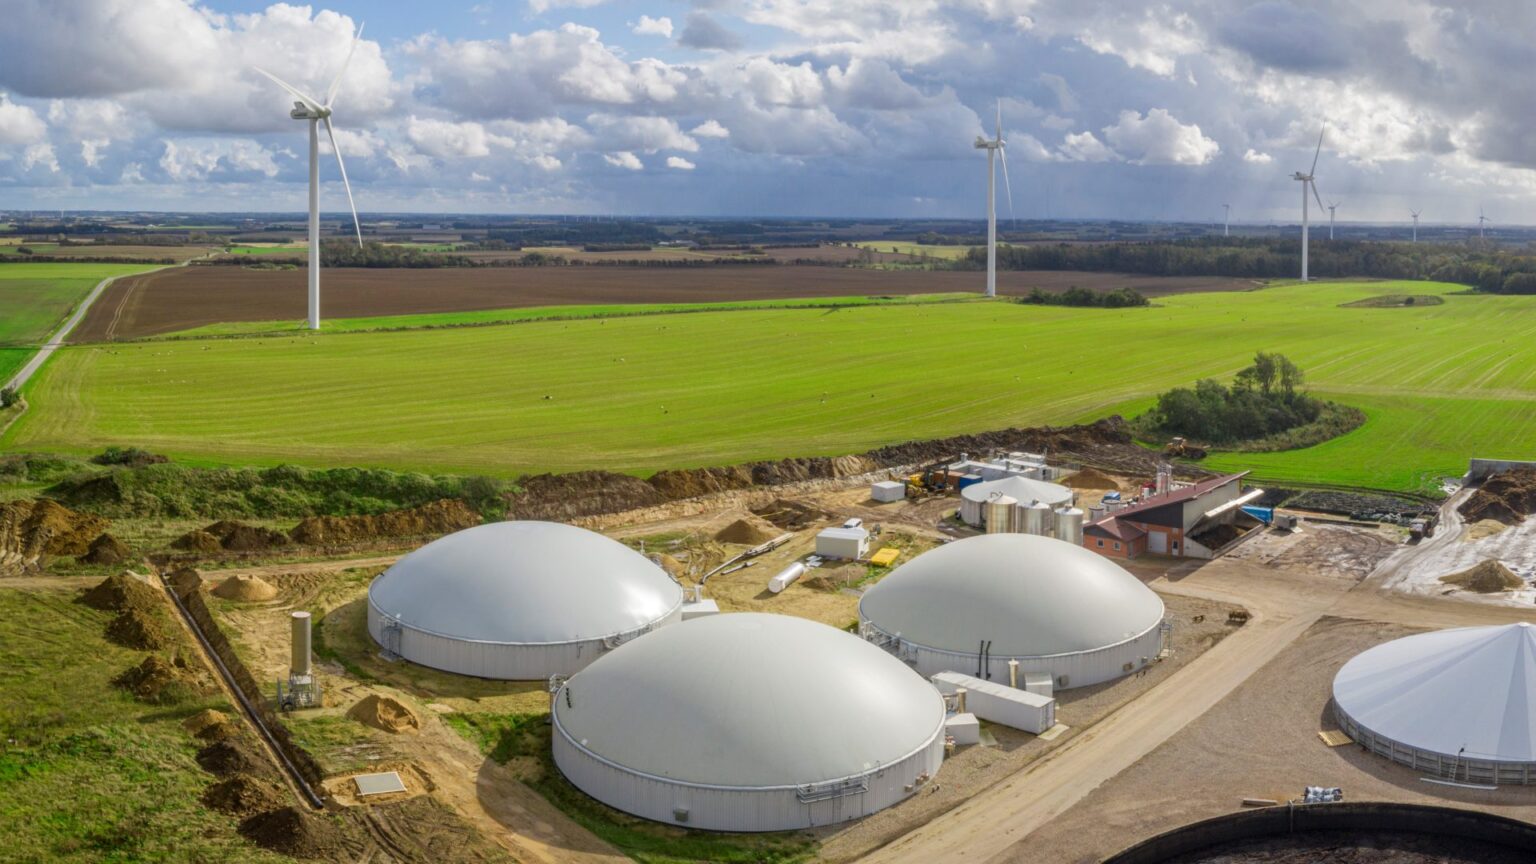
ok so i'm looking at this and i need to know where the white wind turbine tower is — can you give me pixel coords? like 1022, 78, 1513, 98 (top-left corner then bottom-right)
1292, 125, 1325, 281
1327, 201, 1338, 240
974, 102, 1013, 298
254, 25, 366, 330
1410, 209, 1420, 243
1223, 203, 1231, 237
1479, 207, 1488, 240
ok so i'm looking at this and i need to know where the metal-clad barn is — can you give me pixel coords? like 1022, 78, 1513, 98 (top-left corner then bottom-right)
552, 613, 946, 832
1333, 623, 1536, 785
367, 521, 683, 680
858, 534, 1166, 689
959, 476, 1073, 527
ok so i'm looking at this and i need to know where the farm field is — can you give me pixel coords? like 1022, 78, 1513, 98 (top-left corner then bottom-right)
855, 240, 975, 259
73, 264, 1257, 340
0, 243, 216, 261
0, 262, 158, 382
10, 280, 1535, 493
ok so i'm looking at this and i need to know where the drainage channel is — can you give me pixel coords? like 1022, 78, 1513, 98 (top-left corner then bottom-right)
160, 574, 325, 810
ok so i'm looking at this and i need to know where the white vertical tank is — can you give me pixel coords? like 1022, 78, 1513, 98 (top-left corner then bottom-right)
986, 495, 1018, 534
1089, 505, 1106, 522
1055, 508, 1085, 545
291, 611, 312, 677
1022, 501, 1052, 536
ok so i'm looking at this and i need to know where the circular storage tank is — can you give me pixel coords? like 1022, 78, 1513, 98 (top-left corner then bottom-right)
1055, 507, 1085, 545
960, 476, 1073, 527
985, 494, 1018, 534
1332, 623, 1536, 785
551, 613, 946, 832
367, 521, 683, 680
858, 534, 1165, 689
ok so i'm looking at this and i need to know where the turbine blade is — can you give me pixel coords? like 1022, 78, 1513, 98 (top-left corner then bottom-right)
324, 117, 363, 248
999, 142, 1015, 224
325, 22, 364, 108
1309, 124, 1325, 177
253, 66, 322, 113
1311, 180, 1324, 213
995, 99, 1003, 142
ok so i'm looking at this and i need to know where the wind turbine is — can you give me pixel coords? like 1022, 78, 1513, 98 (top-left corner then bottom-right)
1223, 203, 1230, 237
1292, 125, 1325, 281
1327, 201, 1338, 240
1410, 209, 1420, 243
1479, 207, 1488, 240
254, 24, 365, 330
974, 101, 1013, 298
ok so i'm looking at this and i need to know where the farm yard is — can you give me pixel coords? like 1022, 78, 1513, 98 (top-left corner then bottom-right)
9, 278, 1536, 493
69, 264, 1255, 340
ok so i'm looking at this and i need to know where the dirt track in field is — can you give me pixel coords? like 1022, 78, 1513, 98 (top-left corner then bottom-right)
74, 265, 1258, 341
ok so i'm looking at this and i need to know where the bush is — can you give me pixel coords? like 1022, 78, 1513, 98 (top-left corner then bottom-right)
0, 386, 17, 408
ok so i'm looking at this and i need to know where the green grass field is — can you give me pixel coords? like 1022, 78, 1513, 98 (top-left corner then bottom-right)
223, 244, 306, 256
9, 279, 1536, 493
854, 241, 975, 259
0, 262, 157, 382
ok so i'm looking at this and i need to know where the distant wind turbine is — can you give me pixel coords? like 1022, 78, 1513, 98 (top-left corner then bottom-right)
253, 24, 366, 330
974, 101, 1013, 298
1479, 207, 1488, 240
1327, 201, 1338, 240
1223, 203, 1230, 238
1292, 125, 1326, 281
1410, 209, 1421, 243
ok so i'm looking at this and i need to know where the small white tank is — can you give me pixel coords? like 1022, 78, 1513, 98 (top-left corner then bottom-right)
1055, 507, 1085, 545
1020, 500, 1052, 535
291, 611, 312, 677
986, 495, 1018, 534
769, 562, 806, 594
1089, 505, 1106, 522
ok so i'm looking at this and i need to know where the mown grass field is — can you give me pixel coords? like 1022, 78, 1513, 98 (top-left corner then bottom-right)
854, 240, 974, 259
0, 586, 284, 863
9, 280, 1536, 493
0, 262, 157, 382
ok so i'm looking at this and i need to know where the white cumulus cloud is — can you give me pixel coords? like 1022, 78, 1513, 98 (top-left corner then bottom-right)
633, 15, 673, 38
1243, 148, 1273, 164
1101, 108, 1219, 165
603, 151, 643, 170
666, 156, 696, 170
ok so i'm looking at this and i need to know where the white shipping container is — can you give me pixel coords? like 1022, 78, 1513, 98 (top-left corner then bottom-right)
871, 481, 907, 503
931, 671, 1056, 734
944, 713, 981, 746
816, 527, 870, 560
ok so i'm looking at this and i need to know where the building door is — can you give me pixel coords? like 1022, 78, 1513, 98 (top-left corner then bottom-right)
1148, 531, 1168, 555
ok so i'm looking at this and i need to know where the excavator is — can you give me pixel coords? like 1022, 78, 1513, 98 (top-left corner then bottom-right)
905, 459, 953, 498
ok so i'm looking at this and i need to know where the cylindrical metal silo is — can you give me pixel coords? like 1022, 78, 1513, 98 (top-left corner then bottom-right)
986, 495, 1018, 534
1024, 501, 1052, 535
1089, 505, 1106, 522
291, 611, 312, 677
1055, 507, 1085, 545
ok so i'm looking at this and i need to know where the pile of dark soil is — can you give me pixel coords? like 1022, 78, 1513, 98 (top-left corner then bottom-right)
239, 806, 361, 861
288, 498, 480, 546
197, 734, 276, 778
78, 532, 130, 565
649, 464, 754, 499
0, 499, 111, 567
200, 520, 291, 552
166, 566, 205, 597
203, 773, 286, 816
1290, 489, 1433, 521
1441, 559, 1523, 593
182, 708, 232, 737
1461, 468, 1536, 525
1191, 523, 1244, 550
80, 571, 162, 612
1063, 467, 1120, 489
113, 654, 206, 704
714, 517, 779, 545
171, 529, 223, 553
105, 607, 172, 650
752, 499, 834, 530
506, 470, 664, 521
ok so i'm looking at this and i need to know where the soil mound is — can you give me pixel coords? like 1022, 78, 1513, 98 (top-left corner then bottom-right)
346, 694, 420, 734
507, 470, 664, 521
648, 465, 754, 499
203, 773, 286, 816
202, 520, 290, 552
166, 566, 205, 597
197, 734, 274, 778
212, 574, 278, 602
752, 499, 834, 530
80, 571, 162, 612
113, 654, 205, 703
1461, 468, 1536, 525
288, 498, 480, 546
182, 708, 231, 737
1465, 519, 1508, 541
655, 553, 684, 577
1441, 560, 1523, 593
171, 529, 222, 553
714, 517, 779, 545
105, 608, 172, 650
0, 499, 110, 567
239, 806, 355, 860
1063, 467, 1120, 490
78, 532, 130, 565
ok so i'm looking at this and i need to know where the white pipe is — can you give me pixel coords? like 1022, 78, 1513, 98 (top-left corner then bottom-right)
308, 118, 321, 330
1008, 659, 1019, 689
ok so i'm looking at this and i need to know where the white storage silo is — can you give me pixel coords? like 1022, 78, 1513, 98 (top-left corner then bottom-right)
986, 495, 1018, 534
1054, 507, 1085, 545
551, 613, 947, 831
960, 476, 1073, 528
367, 521, 683, 680
858, 534, 1166, 689
1019, 500, 1052, 536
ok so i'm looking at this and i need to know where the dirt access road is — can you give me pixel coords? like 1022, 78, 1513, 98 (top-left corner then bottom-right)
73, 265, 1257, 340
859, 496, 1534, 864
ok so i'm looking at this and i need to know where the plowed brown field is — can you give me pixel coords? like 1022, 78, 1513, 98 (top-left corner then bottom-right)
73, 264, 1256, 341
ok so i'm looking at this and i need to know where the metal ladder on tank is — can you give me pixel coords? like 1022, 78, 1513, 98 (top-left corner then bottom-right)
380, 617, 403, 661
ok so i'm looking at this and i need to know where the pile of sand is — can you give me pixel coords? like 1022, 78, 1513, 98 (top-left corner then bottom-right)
203, 773, 286, 816
714, 517, 779, 545
288, 499, 481, 546
752, 499, 833, 530
78, 533, 130, 565
654, 553, 684, 577
347, 694, 420, 734
80, 571, 161, 612
173, 520, 289, 553
1063, 467, 1120, 490
182, 708, 232, 737
1441, 560, 1524, 594
105, 607, 171, 650
113, 654, 205, 704
1464, 519, 1509, 542
212, 575, 278, 602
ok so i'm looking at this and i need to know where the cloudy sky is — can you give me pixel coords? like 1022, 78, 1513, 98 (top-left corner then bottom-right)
0, 0, 1531, 223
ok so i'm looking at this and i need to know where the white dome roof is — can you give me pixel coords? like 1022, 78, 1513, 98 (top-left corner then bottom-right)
1333, 623, 1536, 763
961, 476, 1073, 508
553, 613, 945, 787
859, 534, 1164, 657
369, 521, 682, 644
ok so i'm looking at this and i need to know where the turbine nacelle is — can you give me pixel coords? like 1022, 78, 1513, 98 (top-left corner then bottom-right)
290, 102, 332, 121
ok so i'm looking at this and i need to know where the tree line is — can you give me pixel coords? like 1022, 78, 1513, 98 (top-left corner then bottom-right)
1139, 352, 1324, 444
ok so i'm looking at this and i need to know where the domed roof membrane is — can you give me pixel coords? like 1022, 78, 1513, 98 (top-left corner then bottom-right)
553, 613, 945, 787
859, 533, 1164, 656
960, 476, 1073, 507
369, 521, 681, 644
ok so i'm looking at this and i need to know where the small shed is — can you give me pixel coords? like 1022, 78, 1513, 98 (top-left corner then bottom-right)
871, 481, 906, 503
816, 526, 870, 560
